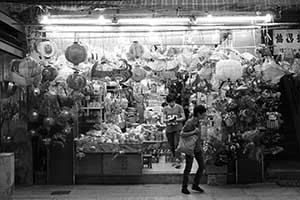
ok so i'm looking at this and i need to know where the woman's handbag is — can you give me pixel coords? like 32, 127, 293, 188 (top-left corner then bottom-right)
176, 134, 198, 156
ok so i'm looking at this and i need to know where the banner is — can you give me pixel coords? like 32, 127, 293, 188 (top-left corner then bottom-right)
273, 29, 300, 55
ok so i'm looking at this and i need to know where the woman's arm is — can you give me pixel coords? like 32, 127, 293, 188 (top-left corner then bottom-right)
176, 105, 186, 122
180, 128, 200, 138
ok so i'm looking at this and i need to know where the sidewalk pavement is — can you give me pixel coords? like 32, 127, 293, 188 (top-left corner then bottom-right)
11, 183, 300, 200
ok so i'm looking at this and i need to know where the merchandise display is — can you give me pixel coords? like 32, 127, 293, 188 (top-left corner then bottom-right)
3, 1, 300, 185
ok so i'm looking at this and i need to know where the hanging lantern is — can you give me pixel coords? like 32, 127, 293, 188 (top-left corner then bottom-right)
65, 42, 87, 65
57, 109, 72, 126
10, 56, 42, 86
37, 40, 57, 59
42, 65, 58, 82
66, 71, 86, 90
43, 117, 55, 127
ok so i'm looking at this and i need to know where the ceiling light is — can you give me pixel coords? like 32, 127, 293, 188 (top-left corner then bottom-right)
196, 14, 273, 24
118, 17, 191, 25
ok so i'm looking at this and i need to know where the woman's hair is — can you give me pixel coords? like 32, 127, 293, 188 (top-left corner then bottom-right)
161, 102, 168, 107
193, 105, 207, 117
166, 94, 176, 103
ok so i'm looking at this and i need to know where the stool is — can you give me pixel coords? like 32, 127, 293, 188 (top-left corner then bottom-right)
143, 154, 152, 168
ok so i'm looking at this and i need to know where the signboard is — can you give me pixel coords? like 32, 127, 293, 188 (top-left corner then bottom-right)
273, 29, 300, 55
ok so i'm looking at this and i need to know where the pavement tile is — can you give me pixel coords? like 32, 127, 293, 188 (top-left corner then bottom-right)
256, 195, 300, 200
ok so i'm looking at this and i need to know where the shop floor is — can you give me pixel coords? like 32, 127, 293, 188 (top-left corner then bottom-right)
142, 157, 198, 174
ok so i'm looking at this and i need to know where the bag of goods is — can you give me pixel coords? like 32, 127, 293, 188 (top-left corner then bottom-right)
10, 56, 42, 86
197, 45, 213, 59
177, 49, 193, 69
166, 58, 179, 71
261, 59, 286, 84
292, 58, 300, 75
215, 59, 243, 82
147, 60, 167, 72
131, 64, 146, 82
176, 135, 198, 156
128, 41, 144, 60
198, 63, 214, 80
189, 55, 201, 72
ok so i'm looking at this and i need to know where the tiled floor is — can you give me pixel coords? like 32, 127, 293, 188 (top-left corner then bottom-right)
11, 183, 300, 200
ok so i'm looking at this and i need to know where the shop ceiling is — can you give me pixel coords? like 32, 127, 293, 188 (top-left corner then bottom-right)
3, 0, 300, 23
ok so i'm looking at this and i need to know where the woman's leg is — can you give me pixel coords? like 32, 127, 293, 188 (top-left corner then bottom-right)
193, 151, 205, 187
166, 132, 175, 162
182, 154, 194, 188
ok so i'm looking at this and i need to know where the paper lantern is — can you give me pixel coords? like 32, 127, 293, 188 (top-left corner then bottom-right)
42, 65, 58, 82
66, 72, 86, 90
65, 42, 87, 65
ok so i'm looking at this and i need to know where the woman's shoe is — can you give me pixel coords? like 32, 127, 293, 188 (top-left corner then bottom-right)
192, 185, 204, 193
181, 188, 190, 195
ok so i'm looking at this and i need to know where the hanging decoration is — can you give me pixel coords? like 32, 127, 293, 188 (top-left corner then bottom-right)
66, 71, 87, 90
91, 60, 132, 83
42, 65, 58, 82
9, 56, 42, 86
65, 41, 87, 66
37, 40, 57, 59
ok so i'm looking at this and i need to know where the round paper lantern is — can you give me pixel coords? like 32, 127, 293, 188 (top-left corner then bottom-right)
14, 56, 42, 79
37, 40, 57, 59
66, 72, 86, 90
42, 65, 58, 82
65, 42, 87, 65
43, 117, 55, 127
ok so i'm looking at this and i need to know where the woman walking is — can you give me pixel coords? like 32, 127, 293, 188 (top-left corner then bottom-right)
180, 105, 207, 194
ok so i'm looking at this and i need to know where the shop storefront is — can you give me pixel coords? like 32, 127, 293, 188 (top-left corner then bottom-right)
1, 0, 300, 186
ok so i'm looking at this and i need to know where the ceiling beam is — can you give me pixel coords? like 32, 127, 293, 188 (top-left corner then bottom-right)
0, 9, 24, 33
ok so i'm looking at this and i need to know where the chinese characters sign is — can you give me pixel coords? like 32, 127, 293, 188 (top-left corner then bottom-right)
273, 30, 300, 54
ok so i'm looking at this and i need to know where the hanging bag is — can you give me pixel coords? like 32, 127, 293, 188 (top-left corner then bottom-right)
176, 134, 198, 156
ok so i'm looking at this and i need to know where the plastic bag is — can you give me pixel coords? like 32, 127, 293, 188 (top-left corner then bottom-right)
215, 59, 243, 81
261, 59, 286, 84
176, 135, 198, 156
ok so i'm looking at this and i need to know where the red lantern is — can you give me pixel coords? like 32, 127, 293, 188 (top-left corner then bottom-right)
42, 65, 58, 82
66, 72, 86, 90
65, 42, 87, 65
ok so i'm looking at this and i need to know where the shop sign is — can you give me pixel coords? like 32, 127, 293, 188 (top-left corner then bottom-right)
273, 29, 300, 54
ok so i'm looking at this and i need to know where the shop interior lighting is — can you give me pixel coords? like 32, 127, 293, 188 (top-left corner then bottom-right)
117, 17, 191, 25
40, 15, 111, 25
41, 14, 272, 26
196, 14, 273, 24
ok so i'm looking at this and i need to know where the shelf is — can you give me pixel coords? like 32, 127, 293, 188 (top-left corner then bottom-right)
81, 107, 104, 110
143, 140, 167, 143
